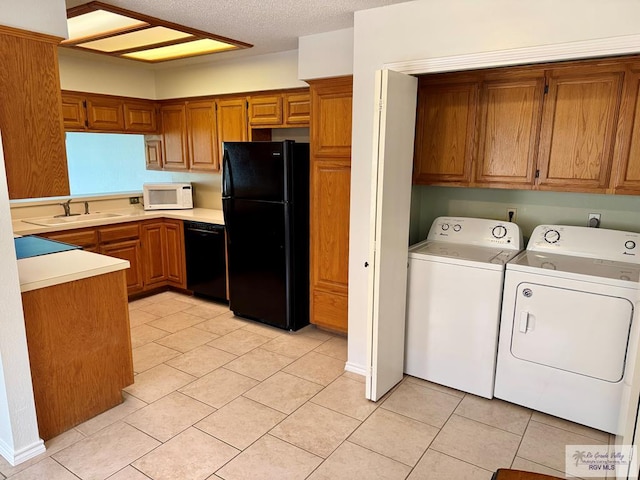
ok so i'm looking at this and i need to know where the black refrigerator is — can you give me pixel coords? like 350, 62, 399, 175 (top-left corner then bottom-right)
221, 141, 310, 331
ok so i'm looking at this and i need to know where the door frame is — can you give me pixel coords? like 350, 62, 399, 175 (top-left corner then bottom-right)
367, 32, 640, 452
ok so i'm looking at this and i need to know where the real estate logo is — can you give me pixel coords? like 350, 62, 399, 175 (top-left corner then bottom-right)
565, 444, 637, 478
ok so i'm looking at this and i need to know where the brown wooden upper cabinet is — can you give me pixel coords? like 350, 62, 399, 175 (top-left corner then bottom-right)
216, 97, 249, 160
62, 91, 157, 134
159, 100, 220, 172
248, 90, 310, 127
413, 74, 479, 186
475, 70, 545, 189
612, 63, 640, 194
248, 94, 283, 126
414, 58, 629, 194
537, 64, 624, 192
159, 103, 189, 170
0, 26, 70, 199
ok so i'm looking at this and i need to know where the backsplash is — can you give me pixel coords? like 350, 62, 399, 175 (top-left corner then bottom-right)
410, 186, 640, 245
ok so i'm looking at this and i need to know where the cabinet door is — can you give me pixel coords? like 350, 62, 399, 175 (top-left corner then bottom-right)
284, 92, 310, 125
612, 66, 640, 194
124, 101, 157, 133
248, 94, 283, 126
145, 138, 163, 170
413, 77, 479, 185
475, 73, 545, 187
164, 220, 186, 288
309, 76, 352, 333
0, 30, 69, 199
186, 100, 219, 171
100, 239, 144, 295
86, 97, 125, 131
216, 97, 248, 160
311, 82, 352, 158
537, 66, 624, 192
61, 94, 87, 130
141, 222, 167, 288
160, 104, 189, 170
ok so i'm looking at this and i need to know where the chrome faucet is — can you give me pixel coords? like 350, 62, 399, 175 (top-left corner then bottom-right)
58, 199, 72, 217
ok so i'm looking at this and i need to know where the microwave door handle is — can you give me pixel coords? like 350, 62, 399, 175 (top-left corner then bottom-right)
222, 149, 233, 198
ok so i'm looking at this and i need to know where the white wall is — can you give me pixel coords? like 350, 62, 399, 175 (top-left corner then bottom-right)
1, 0, 67, 38
347, 0, 640, 373
154, 50, 307, 99
0, 0, 69, 464
298, 28, 354, 80
0, 135, 43, 464
58, 50, 157, 98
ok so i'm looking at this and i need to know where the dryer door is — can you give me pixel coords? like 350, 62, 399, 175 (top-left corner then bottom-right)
511, 282, 633, 382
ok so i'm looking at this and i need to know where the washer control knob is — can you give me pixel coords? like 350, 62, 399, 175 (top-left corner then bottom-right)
492, 225, 507, 239
544, 229, 561, 244
453, 224, 462, 232
441, 223, 450, 231
625, 240, 636, 250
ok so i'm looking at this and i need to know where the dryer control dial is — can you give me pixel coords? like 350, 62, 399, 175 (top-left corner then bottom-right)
625, 240, 636, 250
544, 229, 561, 244
492, 225, 507, 239
441, 223, 450, 231
453, 224, 462, 232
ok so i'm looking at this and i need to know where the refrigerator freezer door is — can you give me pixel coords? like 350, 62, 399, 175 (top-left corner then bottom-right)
222, 142, 289, 201
223, 198, 289, 329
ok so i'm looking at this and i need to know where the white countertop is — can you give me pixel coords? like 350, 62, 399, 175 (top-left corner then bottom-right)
12, 207, 225, 235
13, 207, 224, 292
18, 249, 130, 293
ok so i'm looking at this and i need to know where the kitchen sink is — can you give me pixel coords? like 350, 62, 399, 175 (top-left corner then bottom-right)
23, 212, 125, 227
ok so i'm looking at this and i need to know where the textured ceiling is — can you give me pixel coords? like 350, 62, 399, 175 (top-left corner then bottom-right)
64, 0, 410, 65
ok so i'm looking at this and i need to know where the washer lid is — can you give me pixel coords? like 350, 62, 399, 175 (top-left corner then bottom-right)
508, 250, 640, 286
409, 240, 521, 267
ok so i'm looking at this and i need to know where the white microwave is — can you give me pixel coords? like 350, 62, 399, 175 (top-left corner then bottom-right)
143, 183, 193, 210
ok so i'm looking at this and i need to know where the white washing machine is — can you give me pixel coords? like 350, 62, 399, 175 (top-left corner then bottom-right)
494, 225, 640, 434
405, 216, 523, 398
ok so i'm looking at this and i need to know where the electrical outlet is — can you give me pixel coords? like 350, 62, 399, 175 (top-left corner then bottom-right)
506, 208, 517, 223
588, 213, 601, 227
129, 196, 140, 205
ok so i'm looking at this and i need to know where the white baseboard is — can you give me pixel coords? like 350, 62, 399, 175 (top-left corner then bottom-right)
0, 437, 45, 467
344, 362, 367, 377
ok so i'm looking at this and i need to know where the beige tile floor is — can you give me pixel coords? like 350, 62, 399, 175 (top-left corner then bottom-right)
0, 291, 613, 480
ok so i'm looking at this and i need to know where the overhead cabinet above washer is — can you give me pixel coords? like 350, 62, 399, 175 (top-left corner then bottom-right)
412, 56, 640, 194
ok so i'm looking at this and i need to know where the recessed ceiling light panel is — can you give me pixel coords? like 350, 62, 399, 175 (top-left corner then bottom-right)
63, 1, 252, 63
122, 38, 237, 61
78, 27, 194, 53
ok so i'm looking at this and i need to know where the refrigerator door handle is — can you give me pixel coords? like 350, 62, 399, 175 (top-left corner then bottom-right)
222, 149, 233, 198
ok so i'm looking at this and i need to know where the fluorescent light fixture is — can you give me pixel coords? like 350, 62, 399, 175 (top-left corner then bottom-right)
122, 39, 237, 61
63, 1, 251, 63
78, 27, 193, 53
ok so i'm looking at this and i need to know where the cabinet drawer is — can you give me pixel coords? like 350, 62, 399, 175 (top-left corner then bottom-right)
98, 223, 140, 243
43, 228, 98, 248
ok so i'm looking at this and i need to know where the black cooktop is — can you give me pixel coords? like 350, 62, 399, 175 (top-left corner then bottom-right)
14, 235, 80, 260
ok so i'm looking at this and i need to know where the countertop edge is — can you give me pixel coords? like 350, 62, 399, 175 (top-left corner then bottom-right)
12, 208, 225, 236
19, 250, 130, 293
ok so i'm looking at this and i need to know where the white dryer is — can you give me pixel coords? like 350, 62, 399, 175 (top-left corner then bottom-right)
495, 225, 640, 434
405, 216, 523, 398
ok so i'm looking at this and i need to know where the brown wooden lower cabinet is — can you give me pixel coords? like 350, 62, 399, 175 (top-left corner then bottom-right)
42, 219, 186, 296
22, 270, 133, 440
141, 219, 186, 290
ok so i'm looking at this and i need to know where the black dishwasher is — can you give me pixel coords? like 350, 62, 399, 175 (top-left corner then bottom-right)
184, 221, 228, 303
